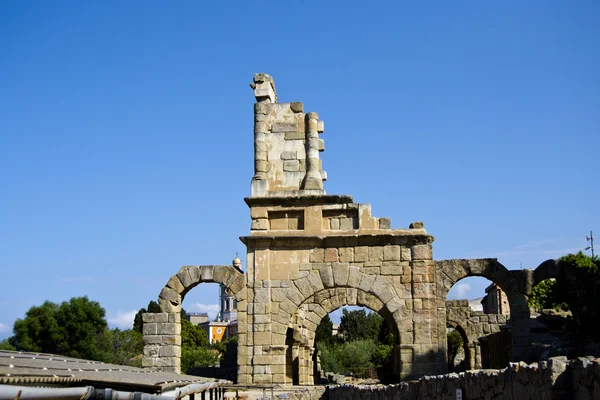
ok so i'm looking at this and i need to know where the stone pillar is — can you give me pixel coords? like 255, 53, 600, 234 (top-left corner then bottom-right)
302, 112, 323, 190
142, 312, 181, 373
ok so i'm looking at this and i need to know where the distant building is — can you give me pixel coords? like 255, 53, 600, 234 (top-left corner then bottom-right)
187, 312, 209, 325
468, 297, 484, 312
481, 283, 510, 315
188, 256, 241, 343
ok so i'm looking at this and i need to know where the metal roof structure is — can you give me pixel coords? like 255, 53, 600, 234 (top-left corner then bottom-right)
0, 350, 224, 394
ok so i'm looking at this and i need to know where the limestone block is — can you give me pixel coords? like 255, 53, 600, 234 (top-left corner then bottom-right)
159, 286, 180, 303
283, 160, 300, 172
159, 345, 181, 358
359, 273, 376, 292
168, 313, 180, 323
309, 248, 325, 263
175, 266, 193, 288
200, 265, 214, 281
256, 160, 271, 173
167, 275, 184, 294
307, 270, 325, 292
332, 263, 350, 286
287, 286, 304, 305
317, 138, 325, 151
290, 271, 309, 280
347, 266, 362, 288
330, 218, 340, 230
379, 218, 391, 229
254, 288, 270, 303
383, 245, 401, 261
284, 131, 305, 140
295, 276, 313, 298
158, 298, 178, 313
280, 151, 297, 160
346, 288, 358, 305
379, 265, 400, 276
325, 248, 339, 262
354, 246, 369, 262
362, 266, 380, 275
229, 274, 246, 293
157, 323, 180, 335
401, 247, 411, 262
251, 218, 269, 230
319, 266, 334, 288
290, 102, 303, 113
143, 323, 157, 335
142, 313, 168, 323
272, 288, 287, 302
338, 247, 354, 262
272, 122, 298, 132
369, 247, 384, 262
340, 217, 354, 230
412, 244, 432, 260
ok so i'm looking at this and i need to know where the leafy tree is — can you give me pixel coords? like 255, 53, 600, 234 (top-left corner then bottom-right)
0, 339, 15, 350
98, 328, 143, 367
181, 347, 220, 373
181, 318, 208, 348
10, 301, 61, 353
53, 297, 108, 359
338, 309, 382, 342
554, 252, 600, 343
528, 279, 566, 312
315, 314, 333, 346
340, 339, 377, 377
447, 329, 463, 369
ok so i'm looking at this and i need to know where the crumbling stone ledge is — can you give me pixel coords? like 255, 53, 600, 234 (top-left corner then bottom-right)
325, 356, 600, 400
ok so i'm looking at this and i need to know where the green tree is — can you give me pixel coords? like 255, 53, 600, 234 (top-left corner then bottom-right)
181, 318, 208, 348
447, 329, 463, 369
97, 328, 143, 367
181, 347, 220, 373
340, 339, 377, 377
338, 309, 383, 342
10, 301, 61, 353
53, 297, 108, 359
315, 314, 333, 346
0, 339, 15, 351
554, 252, 600, 343
528, 279, 566, 312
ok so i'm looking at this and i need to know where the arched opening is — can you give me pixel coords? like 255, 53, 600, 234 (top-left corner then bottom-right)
142, 265, 245, 377
312, 306, 400, 385
446, 323, 470, 371
445, 276, 511, 370
283, 285, 404, 386
180, 282, 238, 380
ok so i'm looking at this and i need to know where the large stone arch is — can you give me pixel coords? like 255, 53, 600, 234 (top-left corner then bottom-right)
532, 258, 577, 288
142, 265, 246, 373
434, 259, 531, 366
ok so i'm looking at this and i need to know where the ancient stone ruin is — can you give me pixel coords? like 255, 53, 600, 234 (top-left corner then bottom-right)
142, 73, 572, 385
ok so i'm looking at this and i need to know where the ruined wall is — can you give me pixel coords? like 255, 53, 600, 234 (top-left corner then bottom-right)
446, 300, 508, 369
326, 357, 600, 400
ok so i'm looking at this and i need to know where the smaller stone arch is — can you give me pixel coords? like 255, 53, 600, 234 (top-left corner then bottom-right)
142, 265, 246, 373
532, 258, 576, 288
446, 319, 473, 371
158, 265, 246, 313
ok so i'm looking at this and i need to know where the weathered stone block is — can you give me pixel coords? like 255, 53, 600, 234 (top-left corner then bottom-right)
369, 247, 384, 262
412, 244, 432, 260
251, 218, 269, 230
325, 248, 339, 262
280, 151, 297, 160
167, 275, 184, 293
379, 218, 391, 229
332, 263, 349, 286
319, 266, 334, 288
272, 122, 298, 132
290, 102, 303, 113
354, 246, 369, 262
310, 249, 325, 263
284, 131, 305, 140
383, 245, 401, 261
283, 160, 300, 172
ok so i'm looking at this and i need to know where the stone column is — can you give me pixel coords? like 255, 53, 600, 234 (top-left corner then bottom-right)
142, 312, 181, 373
302, 112, 323, 190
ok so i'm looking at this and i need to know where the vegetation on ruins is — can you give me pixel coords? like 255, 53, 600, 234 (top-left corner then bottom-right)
446, 329, 463, 369
316, 309, 396, 382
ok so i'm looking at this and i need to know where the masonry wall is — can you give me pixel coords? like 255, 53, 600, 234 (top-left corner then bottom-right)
325, 357, 600, 400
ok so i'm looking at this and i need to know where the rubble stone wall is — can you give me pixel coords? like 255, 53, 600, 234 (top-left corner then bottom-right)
326, 357, 600, 400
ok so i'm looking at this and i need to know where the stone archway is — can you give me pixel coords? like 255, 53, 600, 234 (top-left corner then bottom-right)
286, 286, 404, 385
446, 318, 473, 371
142, 265, 246, 373
435, 259, 531, 367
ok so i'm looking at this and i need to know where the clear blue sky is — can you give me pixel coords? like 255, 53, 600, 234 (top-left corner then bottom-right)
1, 2, 598, 337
